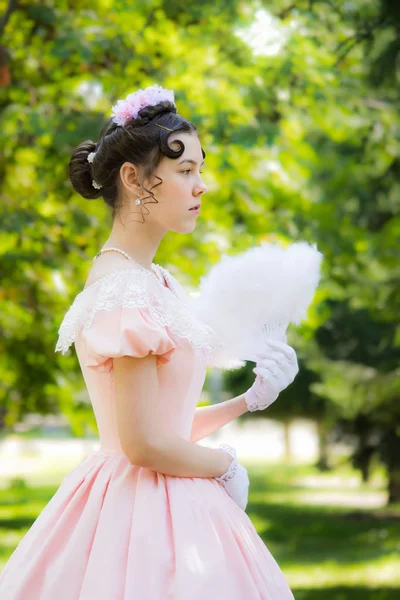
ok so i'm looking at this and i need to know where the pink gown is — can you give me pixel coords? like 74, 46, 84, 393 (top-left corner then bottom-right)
0, 263, 294, 599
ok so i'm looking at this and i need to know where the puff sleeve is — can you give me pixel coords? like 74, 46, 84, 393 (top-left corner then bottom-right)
80, 305, 176, 371
55, 270, 177, 372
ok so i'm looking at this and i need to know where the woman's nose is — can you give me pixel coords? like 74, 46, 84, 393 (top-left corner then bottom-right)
197, 180, 208, 195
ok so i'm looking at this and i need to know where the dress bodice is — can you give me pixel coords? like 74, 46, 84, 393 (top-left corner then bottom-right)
55, 265, 222, 453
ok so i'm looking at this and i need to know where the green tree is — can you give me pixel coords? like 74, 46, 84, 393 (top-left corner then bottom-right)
1, 0, 399, 505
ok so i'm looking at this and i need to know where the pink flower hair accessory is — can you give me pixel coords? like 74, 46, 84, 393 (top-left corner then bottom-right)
110, 84, 175, 126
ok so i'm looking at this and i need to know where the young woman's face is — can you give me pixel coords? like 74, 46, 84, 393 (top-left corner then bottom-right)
144, 132, 208, 233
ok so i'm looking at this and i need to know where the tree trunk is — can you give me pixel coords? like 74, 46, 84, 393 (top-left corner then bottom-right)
358, 448, 374, 483
283, 421, 291, 463
388, 466, 400, 504
377, 427, 400, 503
316, 420, 330, 471
0, 405, 7, 434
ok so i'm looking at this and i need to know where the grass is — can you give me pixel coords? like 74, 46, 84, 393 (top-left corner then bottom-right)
244, 461, 400, 598
0, 455, 399, 599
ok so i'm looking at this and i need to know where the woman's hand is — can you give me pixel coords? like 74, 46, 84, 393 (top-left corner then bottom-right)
244, 339, 299, 412
220, 464, 249, 510
214, 444, 250, 510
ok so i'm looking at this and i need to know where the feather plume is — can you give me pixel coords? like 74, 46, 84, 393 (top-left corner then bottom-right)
190, 241, 323, 366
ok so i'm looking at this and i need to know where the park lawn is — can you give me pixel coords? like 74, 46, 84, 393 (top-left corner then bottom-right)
243, 461, 400, 599
0, 457, 399, 599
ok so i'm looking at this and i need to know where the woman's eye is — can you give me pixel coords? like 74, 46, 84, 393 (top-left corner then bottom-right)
181, 169, 204, 175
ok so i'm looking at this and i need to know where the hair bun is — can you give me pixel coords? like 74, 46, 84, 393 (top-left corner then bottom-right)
133, 101, 177, 127
68, 140, 102, 199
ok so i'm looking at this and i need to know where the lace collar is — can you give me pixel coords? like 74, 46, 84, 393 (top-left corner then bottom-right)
55, 265, 223, 361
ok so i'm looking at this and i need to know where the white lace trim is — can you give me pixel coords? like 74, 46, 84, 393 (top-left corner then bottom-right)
54, 267, 224, 361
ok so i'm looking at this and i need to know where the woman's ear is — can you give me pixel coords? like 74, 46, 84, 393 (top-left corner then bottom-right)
119, 162, 141, 195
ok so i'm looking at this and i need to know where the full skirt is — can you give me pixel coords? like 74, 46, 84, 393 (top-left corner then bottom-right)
0, 451, 294, 599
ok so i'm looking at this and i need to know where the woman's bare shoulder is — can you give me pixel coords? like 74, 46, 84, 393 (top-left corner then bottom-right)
84, 254, 134, 289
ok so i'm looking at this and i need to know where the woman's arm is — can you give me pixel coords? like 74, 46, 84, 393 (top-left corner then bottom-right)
114, 353, 233, 478
190, 393, 248, 443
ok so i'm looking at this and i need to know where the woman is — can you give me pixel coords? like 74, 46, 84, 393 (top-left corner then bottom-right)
0, 85, 298, 598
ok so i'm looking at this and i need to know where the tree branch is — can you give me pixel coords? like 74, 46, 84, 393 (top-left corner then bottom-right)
0, 0, 18, 38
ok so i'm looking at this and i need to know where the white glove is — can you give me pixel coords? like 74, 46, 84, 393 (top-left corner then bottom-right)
244, 339, 299, 412
214, 444, 250, 511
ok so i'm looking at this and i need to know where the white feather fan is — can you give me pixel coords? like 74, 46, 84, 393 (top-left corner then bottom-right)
190, 241, 323, 367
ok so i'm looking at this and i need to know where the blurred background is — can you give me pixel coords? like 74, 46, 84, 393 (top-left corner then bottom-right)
0, 0, 399, 597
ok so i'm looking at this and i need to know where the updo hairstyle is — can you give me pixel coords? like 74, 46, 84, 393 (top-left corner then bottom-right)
68, 100, 205, 220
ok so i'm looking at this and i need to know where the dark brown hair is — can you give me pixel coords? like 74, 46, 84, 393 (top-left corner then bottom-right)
68, 100, 205, 220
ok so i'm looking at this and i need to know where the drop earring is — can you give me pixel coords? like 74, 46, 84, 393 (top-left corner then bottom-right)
135, 195, 141, 206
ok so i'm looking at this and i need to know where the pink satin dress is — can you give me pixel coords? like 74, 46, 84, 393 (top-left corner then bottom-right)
0, 263, 294, 599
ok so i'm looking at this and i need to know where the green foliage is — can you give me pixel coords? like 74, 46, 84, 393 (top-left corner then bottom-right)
0, 1, 399, 500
